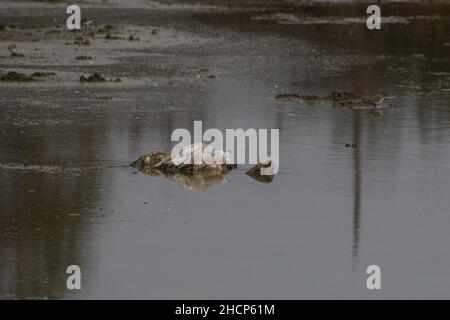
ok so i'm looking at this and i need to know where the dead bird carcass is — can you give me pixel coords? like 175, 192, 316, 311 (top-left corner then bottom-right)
130, 143, 274, 190
131, 144, 236, 174
130, 144, 236, 191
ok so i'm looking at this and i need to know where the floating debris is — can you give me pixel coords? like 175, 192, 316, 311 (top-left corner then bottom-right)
345, 143, 358, 148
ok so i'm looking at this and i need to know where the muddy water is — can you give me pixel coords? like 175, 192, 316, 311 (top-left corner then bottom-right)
1, 1, 450, 299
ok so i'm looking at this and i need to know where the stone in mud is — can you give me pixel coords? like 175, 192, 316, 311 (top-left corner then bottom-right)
245, 161, 274, 183
0, 71, 35, 82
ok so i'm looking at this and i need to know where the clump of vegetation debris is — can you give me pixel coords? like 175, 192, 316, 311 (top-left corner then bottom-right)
0, 71, 36, 82
276, 91, 385, 108
79, 72, 121, 83
0, 70, 58, 82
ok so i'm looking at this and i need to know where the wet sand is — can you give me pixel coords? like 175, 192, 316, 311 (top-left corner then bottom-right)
1, 0, 450, 299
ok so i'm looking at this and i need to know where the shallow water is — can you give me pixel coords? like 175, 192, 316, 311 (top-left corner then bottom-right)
1, 0, 450, 299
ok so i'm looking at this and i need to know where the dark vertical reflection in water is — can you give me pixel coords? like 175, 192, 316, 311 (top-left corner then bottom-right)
351, 110, 361, 263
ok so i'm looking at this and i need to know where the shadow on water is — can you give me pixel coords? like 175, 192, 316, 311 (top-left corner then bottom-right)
352, 111, 361, 264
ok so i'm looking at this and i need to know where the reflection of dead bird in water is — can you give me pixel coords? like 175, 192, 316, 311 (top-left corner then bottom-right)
135, 165, 231, 192
130, 143, 275, 191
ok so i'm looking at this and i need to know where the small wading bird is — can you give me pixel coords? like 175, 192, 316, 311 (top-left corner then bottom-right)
366, 95, 386, 116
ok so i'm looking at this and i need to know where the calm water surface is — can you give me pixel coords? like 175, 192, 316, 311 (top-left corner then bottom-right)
1, 1, 450, 298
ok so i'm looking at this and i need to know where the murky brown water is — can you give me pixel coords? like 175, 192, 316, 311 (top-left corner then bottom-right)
1, 0, 450, 299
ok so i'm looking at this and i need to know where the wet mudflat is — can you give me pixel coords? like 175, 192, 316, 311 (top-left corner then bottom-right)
1, 0, 450, 299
